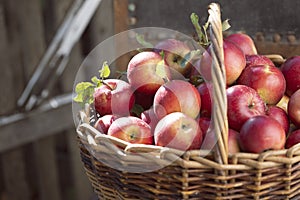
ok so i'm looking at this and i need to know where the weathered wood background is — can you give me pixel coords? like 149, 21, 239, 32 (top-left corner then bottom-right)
0, 0, 299, 200
0, 0, 118, 199
128, 0, 300, 58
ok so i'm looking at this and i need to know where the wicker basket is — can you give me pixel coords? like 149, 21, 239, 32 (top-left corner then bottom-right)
76, 3, 300, 200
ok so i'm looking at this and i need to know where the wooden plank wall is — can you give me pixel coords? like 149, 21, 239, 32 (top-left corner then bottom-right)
0, 0, 116, 199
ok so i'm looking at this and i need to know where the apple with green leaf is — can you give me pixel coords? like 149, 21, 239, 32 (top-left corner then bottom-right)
154, 39, 193, 78
74, 62, 135, 117
93, 79, 135, 116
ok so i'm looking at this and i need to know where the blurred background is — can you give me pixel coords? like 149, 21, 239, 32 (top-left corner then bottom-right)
0, 0, 299, 200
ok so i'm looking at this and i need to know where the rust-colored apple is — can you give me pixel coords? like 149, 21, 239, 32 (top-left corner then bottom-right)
153, 80, 201, 120
154, 112, 203, 151
107, 116, 153, 144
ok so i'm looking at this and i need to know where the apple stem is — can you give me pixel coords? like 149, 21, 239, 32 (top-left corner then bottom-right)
101, 80, 114, 90
162, 76, 170, 83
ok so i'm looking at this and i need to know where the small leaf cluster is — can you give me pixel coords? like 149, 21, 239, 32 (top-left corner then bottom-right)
73, 61, 111, 106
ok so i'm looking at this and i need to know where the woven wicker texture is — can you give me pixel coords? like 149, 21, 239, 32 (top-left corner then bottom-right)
76, 3, 300, 200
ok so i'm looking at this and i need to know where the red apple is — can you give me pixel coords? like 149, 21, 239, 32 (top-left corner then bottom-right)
280, 56, 300, 96
285, 129, 300, 149
127, 51, 171, 95
93, 79, 135, 116
107, 116, 153, 144
94, 115, 118, 134
197, 82, 212, 118
266, 105, 289, 134
237, 64, 286, 105
200, 40, 246, 85
134, 90, 155, 110
201, 128, 240, 154
141, 107, 159, 134
153, 80, 201, 120
239, 115, 286, 153
198, 117, 211, 139
245, 54, 275, 68
227, 85, 266, 131
154, 112, 203, 151
225, 33, 257, 55
288, 89, 300, 128
154, 39, 192, 78
228, 129, 240, 154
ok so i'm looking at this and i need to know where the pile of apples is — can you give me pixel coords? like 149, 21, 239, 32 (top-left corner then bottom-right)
79, 32, 300, 154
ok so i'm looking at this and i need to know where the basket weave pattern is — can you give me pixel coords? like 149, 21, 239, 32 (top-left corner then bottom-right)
76, 3, 300, 200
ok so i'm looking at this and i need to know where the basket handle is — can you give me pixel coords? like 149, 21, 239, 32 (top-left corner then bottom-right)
208, 3, 229, 164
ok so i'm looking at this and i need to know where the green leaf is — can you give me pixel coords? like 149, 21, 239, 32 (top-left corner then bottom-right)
91, 76, 102, 87
159, 50, 165, 59
222, 19, 231, 31
75, 82, 94, 93
180, 49, 203, 67
136, 33, 154, 48
99, 61, 110, 78
180, 49, 202, 68
190, 13, 209, 47
73, 82, 95, 106
116, 70, 127, 79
